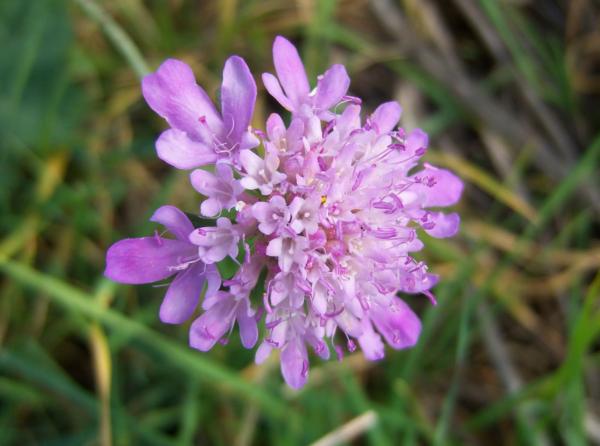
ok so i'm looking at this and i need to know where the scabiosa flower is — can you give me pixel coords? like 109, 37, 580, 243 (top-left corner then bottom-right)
105, 36, 463, 389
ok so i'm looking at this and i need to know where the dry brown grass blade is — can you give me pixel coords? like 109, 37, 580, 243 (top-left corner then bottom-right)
309, 410, 378, 446
426, 152, 539, 223
90, 324, 113, 446
464, 221, 600, 267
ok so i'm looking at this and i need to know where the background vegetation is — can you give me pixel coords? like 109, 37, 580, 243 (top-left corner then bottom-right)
1, 0, 599, 444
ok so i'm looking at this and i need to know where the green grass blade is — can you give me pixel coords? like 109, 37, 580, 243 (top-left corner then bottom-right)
0, 259, 291, 421
72, 0, 150, 78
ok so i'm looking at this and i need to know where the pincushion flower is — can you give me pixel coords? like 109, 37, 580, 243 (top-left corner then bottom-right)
105, 36, 463, 389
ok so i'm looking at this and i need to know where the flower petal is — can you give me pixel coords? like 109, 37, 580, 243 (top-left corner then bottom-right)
314, 64, 350, 111
358, 324, 385, 361
239, 176, 259, 191
150, 205, 194, 242
159, 262, 206, 324
251, 202, 271, 222
239, 149, 263, 176
239, 132, 260, 152
405, 128, 428, 156
202, 289, 226, 311
286, 117, 305, 151
280, 339, 308, 389
215, 162, 235, 181
221, 56, 257, 142
190, 168, 219, 195
370, 101, 402, 134
104, 237, 191, 284
262, 73, 294, 110
237, 301, 258, 348
156, 129, 217, 169
266, 113, 286, 141
142, 59, 223, 139
204, 264, 222, 298
371, 297, 421, 349
411, 163, 463, 207
205, 246, 229, 264
266, 237, 282, 257
424, 212, 460, 238
255, 342, 273, 364
189, 297, 235, 351
199, 198, 219, 217
399, 273, 439, 294
272, 36, 309, 108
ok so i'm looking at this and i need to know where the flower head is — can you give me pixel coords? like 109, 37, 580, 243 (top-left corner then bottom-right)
105, 36, 463, 389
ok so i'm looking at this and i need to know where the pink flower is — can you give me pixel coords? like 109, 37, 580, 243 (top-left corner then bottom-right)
289, 195, 321, 234
191, 163, 243, 217
189, 217, 240, 264
266, 234, 309, 273
252, 195, 291, 235
105, 36, 463, 389
190, 291, 257, 351
239, 149, 286, 195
